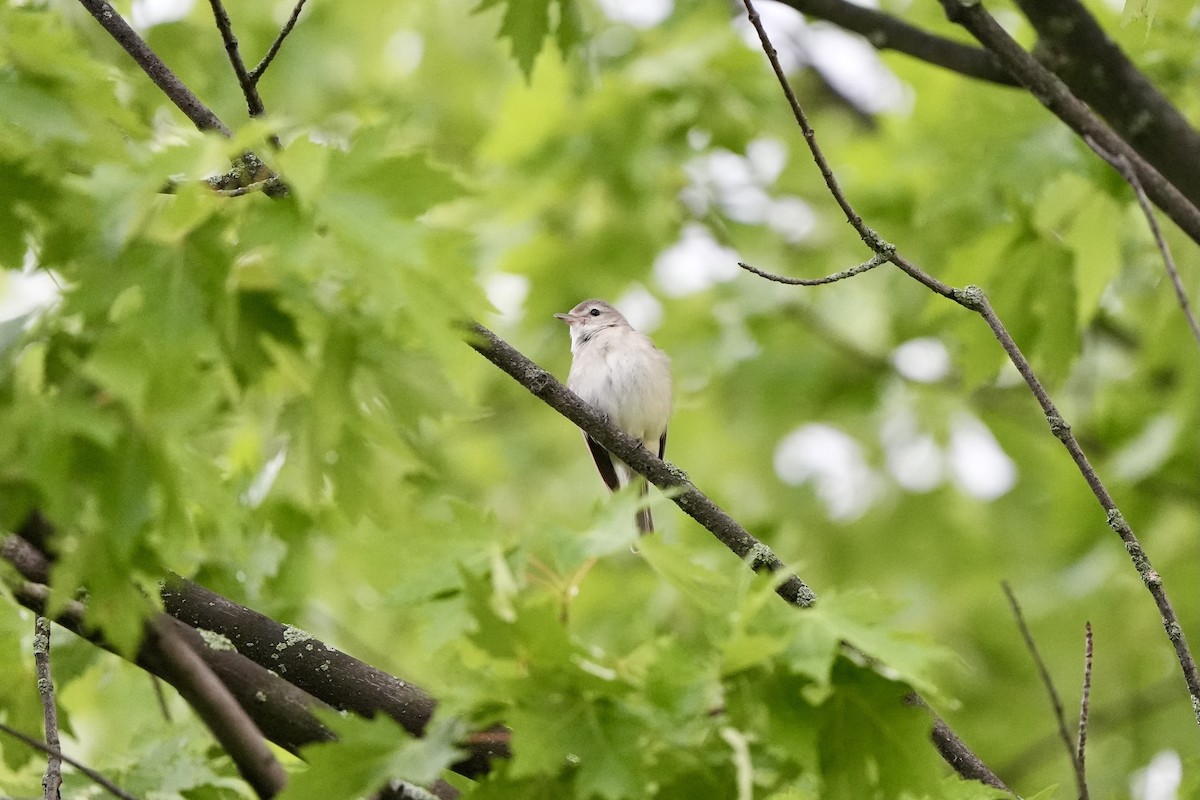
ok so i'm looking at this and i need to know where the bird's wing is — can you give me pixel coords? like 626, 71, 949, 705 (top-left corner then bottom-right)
584, 434, 621, 492
658, 429, 668, 459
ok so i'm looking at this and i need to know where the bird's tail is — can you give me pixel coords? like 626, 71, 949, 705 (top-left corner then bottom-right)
635, 478, 653, 534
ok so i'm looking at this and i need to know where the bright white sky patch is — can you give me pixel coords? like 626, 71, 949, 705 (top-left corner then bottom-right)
1131, 751, 1182, 800
774, 423, 882, 521
615, 285, 663, 333
947, 413, 1016, 500
806, 23, 912, 114
484, 272, 529, 323
879, 408, 944, 492
733, 1, 910, 115
132, 0, 193, 29
384, 30, 425, 76
597, 0, 673, 28
0, 265, 59, 323
653, 223, 741, 297
891, 338, 951, 383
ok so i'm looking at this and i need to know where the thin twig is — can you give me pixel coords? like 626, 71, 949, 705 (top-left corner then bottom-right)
1077, 622, 1094, 793
739, 0, 1200, 730
1002, 583, 1086, 799
205, 0, 285, 151
0, 722, 140, 800
34, 616, 62, 800
970, 292, 1200, 724
206, 0, 262, 115
250, 0, 309, 82
738, 252, 889, 285
739, 0, 956, 302
1087, 137, 1200, 348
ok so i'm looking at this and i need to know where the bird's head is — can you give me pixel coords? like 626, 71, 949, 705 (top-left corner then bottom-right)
554, 299, 631, 340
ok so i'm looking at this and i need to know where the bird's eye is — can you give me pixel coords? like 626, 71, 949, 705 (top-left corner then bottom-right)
589, 308, 601, 317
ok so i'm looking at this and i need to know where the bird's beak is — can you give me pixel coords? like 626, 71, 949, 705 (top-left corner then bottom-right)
554, 312, 574, 324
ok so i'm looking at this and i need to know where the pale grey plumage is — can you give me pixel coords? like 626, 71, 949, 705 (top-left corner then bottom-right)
555, 299, 672, 533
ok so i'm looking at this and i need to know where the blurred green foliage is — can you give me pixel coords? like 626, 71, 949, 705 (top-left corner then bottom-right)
0, 0, 1198, 797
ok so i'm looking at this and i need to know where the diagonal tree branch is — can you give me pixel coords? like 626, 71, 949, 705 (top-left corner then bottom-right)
206, 0, 265, 117
1012, 0, 1200, 206
76, 0, 231, 135
1, 531, 508, 780
250, 0, 309, 83
463, 323, 1009, 790
1087, 139, 1200, 349
140, 614, 288, 798
73, 0, 286, 195
466, 322, 817, 608
937, 0, 1200, 248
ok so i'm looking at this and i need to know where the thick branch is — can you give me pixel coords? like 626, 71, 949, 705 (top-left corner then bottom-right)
2, 532, 508, 778
1014, 0, 1200, 205
140, 615, 288, 798
937, 0, 1200, 247
776, 0, 1015, 85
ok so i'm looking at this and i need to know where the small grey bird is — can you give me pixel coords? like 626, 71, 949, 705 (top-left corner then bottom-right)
555, 299, 672, 534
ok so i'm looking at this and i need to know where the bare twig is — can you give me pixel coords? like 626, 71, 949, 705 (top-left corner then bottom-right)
250, 0, 309, 82
937, 0, 1200, 248
970, 292, 1200, 724
739, 0, 957, 302
738, 252, 889, 285
34, 616, 62, 800
75, 0, 231, 135
206, 0, 264, 116
205, 0, 285, 151
0, 722, 139, 800
739, 0, 1200, 730
1087, 138, 1200, 348
1077, 622, 1094, 791
1002, 583, 1087, 800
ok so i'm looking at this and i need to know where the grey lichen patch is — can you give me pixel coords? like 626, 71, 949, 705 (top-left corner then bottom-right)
1046, 413, 1071, 436
1107, 509, 1127, 531
282, 625, 315, 647
199, 629, 236, 652
254, 691, 267, 703
746, 541, 778, 571
319, 661, 331, 672
954, 284, 986, 310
